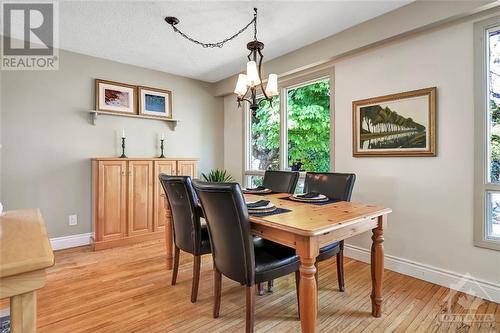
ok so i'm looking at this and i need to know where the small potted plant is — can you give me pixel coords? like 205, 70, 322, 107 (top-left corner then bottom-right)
201, 169, 235, 182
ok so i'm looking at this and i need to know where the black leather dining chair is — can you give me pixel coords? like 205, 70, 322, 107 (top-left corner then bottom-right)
192, 180, 300, 333
304, 172, 356, 292
159, 174, 211, 303
258, 170, 299, 295
262, 170, 299, 194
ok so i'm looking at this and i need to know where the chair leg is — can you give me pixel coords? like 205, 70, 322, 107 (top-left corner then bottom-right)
314, 262, 319, 286
191, 255, 201, 303
246, 285, 255, 333
257, 283, 264, 296
337, 241, 345, 292
295, 271, 300, 319
171, 246, 180, 285
213, 269, 222, 318
267, 280, 274, 293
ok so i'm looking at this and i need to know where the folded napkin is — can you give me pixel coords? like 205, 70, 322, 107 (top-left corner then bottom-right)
247, 200, 270, 209
296, 192, 321, 199
245, 186, 266, 191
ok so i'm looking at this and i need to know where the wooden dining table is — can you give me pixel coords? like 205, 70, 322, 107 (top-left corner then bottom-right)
0, 209, 55, 333
163, 192, 391, 333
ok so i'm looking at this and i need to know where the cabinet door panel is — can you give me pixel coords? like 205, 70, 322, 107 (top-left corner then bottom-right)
154, 161, 177, 231
97, 161, 127, 241
177, 161, 198, 178
128, 161, 153, 236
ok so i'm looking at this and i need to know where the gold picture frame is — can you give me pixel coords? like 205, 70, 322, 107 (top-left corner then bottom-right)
352, 87, 437, 157
95, 79, 137, 115
138, 86, 173, 119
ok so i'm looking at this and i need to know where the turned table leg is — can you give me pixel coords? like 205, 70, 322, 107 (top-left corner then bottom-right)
371, 215, 385, 317
10, 290, 36, 333
163, 197, 174, 270
296, 236, 319, 333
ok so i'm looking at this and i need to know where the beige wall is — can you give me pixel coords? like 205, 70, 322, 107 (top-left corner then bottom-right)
0, 50, 223, 238
223, 16, 500, 284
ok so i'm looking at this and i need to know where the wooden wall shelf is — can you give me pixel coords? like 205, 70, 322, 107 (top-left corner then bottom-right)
89, 110, 179, 126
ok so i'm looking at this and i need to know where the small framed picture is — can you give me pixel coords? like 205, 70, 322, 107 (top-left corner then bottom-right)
352, 87, 437, 157
138, 86, 172, 119
95, 79, 136, 114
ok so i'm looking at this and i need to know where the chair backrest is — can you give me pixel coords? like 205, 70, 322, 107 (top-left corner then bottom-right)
159, 174, 203, 255
192, 180, 255, 285
304, 172, 356, 201
263, 170, 299, 193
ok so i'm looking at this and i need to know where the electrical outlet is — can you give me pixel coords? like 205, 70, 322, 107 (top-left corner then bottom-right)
69, 214, 78, 226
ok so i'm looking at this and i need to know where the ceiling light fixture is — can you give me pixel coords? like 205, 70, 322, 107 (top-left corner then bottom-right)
165, 8, 278, 111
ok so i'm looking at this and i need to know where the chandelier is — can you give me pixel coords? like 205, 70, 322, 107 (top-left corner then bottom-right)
165, 8, 278, 111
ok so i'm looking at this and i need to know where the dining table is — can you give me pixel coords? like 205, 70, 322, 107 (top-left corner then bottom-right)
162, 192, 392, 333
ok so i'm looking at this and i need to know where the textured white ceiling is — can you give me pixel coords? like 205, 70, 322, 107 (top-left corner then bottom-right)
59, 1, 413, 82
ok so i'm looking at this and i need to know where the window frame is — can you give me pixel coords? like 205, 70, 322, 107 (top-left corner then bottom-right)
243, 67, 334, 187
474, 16, 500, 251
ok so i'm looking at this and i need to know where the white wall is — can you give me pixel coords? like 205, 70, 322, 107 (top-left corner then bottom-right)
223, 17, 500, 285
1, 50, 223, 238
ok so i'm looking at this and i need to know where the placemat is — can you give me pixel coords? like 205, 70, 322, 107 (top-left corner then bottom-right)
249, 208, 292, 217
279, 196, 340, 205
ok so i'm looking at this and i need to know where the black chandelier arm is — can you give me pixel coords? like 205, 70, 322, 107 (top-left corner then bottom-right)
167, 11, 257, 48
256, 48, 271, 101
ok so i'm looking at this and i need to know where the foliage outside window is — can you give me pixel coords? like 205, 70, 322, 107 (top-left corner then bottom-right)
250, 97, 280, 170
246, 77, 331, 181
287, 79, 330, 172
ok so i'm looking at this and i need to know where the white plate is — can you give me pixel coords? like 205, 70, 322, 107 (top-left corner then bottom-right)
247, 202, 276, 210
243, 188, 272, 194
292, 193, 327, 200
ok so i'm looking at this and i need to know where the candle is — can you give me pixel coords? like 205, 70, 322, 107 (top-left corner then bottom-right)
121, 129, 126, 138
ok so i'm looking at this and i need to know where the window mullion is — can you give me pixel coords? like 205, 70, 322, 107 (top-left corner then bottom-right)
280, 87, 288, 170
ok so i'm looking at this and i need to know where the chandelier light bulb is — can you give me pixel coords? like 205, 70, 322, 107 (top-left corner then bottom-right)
265, 74, 279, 96
246, 61, 261, 87
234, 74, 248, 96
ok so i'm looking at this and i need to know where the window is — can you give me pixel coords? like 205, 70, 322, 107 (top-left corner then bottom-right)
249, 96, 280, 171
475, 17, 500, 250
244, 70, 332, 187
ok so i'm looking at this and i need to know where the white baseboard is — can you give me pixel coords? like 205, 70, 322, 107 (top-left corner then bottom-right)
50, 233, 92, 250
344, 244, 500, 303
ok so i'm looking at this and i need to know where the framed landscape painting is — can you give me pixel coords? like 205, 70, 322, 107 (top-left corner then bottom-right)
352, 87, 436, 157
95, 79, 136, 114
138, 86, 172, 119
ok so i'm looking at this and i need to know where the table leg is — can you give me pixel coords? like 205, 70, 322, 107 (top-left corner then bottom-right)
371, 215, 385, 317
10, 290, 36, 333
296, 236, 319, 333
163, 197, 173, 270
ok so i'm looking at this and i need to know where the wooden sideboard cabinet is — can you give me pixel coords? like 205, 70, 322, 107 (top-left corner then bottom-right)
92, 157, 198, 250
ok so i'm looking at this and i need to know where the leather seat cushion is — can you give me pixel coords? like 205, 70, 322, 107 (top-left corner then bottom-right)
199, 224, 211, 255
317, 242, 340, 262
253, 238, 300, 283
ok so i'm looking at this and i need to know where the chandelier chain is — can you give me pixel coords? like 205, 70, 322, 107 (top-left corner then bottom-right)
170, 9, 258, 48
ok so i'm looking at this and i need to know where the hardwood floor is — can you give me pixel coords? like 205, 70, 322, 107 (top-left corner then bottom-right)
1, 240, 498, 332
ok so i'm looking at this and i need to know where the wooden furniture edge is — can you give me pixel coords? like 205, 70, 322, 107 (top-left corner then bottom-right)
0, 209, 55, 278
0, 269, 47, 299
249, 208, 392, 237
92, 157, 199, 161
